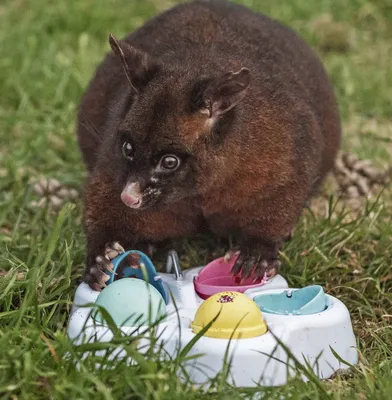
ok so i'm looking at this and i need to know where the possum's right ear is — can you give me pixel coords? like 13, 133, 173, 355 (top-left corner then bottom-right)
109, 34, 159, 93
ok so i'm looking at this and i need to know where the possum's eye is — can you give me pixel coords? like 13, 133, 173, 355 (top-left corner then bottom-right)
122, 141, 134, 159
158, 155, 180, 171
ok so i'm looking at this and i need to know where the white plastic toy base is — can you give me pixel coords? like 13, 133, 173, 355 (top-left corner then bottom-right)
67, 267, 358, 387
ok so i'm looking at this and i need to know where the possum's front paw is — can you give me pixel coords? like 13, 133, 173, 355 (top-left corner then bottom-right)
84, 242, 125, 291
231, 240, 282, 282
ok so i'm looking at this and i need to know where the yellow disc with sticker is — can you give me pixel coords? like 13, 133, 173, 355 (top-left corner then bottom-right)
191, 291, 267, 339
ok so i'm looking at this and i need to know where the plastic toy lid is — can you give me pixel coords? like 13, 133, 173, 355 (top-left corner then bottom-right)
191, 291, 267, 339
193, 255, 268, 299
254, 285, 327, 315
106, 250, 168, 304
93, 278, 167, 327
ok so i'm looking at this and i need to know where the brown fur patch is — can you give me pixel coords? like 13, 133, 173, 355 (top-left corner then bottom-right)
177, 113, 210, 146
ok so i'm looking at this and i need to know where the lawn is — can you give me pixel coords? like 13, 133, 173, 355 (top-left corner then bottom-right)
1, 0, 392, 398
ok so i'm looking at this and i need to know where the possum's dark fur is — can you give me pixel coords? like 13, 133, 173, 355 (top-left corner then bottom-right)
77, 0, 341, 290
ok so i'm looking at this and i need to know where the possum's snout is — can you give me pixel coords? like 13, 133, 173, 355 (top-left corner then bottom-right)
121, 182, 143, 209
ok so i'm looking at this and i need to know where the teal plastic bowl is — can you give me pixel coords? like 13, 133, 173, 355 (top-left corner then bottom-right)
93, 278, 167, 327
254, 285, 327, 315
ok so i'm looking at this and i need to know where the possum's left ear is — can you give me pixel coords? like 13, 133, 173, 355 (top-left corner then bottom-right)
201, 68, 250, 118
109, 34, 160, 93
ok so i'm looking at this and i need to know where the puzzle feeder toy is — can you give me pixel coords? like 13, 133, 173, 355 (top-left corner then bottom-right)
68, 250, 358, 387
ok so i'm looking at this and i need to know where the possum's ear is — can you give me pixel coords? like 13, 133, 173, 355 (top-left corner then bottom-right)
109, 34, 159, 93
201, 68, 250, 118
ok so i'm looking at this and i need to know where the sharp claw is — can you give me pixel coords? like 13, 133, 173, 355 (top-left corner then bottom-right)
224, 252, 232, 263
96, 255, 106, 265
254, 268, 264, 279
105, 249, 120, 260
232, 253, 246, 275
91, 283, 102, 292
105, 263, 114, 273
251, 275, 263, 284
241, 257, 256, 280
266, 264, 278, 278
224, 250, 239, 263
112, 242, 125, 253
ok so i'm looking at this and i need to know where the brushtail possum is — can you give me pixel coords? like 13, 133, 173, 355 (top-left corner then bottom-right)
77, 0, 341, 291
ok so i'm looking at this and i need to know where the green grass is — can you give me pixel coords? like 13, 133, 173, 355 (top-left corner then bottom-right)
1, 0, 392, 398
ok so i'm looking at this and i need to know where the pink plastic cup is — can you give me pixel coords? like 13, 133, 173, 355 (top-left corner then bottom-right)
193, 255, 268, 299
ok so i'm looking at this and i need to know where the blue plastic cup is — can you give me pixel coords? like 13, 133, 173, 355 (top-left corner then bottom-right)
254, 285, 327, 315
106, 250, 168, 304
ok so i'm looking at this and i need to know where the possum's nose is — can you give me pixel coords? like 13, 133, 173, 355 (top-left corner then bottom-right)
121, 193, 141, 208
121, 182, 142, 209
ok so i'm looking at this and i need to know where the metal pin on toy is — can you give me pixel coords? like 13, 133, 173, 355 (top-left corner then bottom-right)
166, 249, 183, 280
